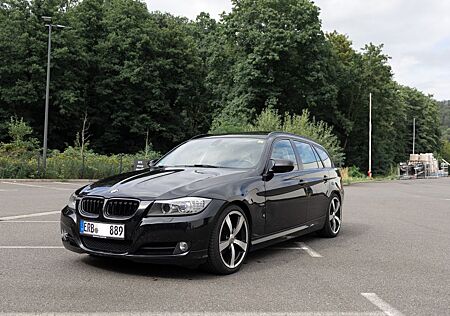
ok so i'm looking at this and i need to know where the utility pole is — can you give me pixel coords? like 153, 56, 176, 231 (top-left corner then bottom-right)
41, 16, 67, 176
412, 118, 416, 154
368, 93, 372, 178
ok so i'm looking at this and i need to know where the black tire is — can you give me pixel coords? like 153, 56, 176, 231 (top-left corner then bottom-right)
318, 194, 342, 238
203, 204, 250, 275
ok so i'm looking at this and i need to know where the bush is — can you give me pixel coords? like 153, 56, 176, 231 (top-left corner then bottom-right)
348, 166, 365, 178
339, 166, 368, 185
0, 154, 40, 179
1, 117, 39, 158
45, 148, 160, 179
0, 116, 161, 179
0, 147, 160, 179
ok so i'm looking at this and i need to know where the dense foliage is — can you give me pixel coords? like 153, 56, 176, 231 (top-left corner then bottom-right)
439, 100, 450, 162
439, 101, 450, 141
0, 0, 443, 176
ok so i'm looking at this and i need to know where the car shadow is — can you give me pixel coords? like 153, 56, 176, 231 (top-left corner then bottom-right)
79, 222, 368, 278
80, 255, 216, 280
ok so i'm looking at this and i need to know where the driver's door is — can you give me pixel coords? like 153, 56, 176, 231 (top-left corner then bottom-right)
264, 139, 309, 234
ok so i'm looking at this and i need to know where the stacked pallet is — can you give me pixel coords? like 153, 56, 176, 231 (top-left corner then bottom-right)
409, 153, 439, 176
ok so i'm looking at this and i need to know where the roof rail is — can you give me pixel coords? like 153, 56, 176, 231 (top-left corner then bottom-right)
189, 134, 211, 140
268, 131, 318, 144
190, 132, 270, 139
210, 131, 270, 136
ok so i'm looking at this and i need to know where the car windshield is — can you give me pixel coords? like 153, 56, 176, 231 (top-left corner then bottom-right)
156, 137, 266, 169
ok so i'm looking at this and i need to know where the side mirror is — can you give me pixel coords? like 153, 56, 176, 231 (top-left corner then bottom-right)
147, 159, 158, 168
270, 159, 295, 173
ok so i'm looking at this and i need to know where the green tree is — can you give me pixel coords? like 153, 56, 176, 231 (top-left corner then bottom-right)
7, 117, 33, 144
208, 0, 336, 129
399, 86, 441, 156
0, 117, 38, 158
441, 140, 450, 162
438, 100, 450, 141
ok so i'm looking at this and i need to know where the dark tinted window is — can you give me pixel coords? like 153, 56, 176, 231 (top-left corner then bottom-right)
315, 146, 332, 168
313, 147, 324, 168
293, 141, 319, 170
271, 140, 298, 170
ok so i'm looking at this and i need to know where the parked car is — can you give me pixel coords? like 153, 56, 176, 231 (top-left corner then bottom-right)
61, 132, 343, 274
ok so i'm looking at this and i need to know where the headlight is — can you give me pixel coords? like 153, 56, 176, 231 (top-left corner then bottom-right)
67, 192, 77, 210
147, 197, 211, 216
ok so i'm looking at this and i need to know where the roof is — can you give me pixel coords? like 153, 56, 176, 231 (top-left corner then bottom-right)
190, 131, 320, 146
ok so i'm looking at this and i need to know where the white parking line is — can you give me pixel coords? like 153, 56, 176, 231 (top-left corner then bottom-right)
0, 210, 60, 221
52, 181, 86, 186
270, 242, 322, 258
271, 247, 304, 250
0, 246, 64, 249
296, 242, 323, 257
0, 312, 386, 316
361, 293, 404, 316
1, 181, 73, 191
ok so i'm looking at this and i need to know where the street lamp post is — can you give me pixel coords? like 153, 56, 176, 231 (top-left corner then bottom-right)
368, 93, 372, 178
41, 16, 67, 176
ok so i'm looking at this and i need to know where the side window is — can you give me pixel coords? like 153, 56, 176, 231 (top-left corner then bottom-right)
315, 146, 332, 168
293, 141, 319, 170
313, 147, 324, 168
270, 140, 298, 170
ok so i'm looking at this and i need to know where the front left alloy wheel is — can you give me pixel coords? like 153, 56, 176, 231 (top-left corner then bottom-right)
205, 205, 249, 274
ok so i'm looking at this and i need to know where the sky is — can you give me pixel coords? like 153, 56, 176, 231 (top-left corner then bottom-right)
145, 0, 450, 101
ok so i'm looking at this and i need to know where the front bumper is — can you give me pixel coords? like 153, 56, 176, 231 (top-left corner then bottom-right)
60, 199, 226, 266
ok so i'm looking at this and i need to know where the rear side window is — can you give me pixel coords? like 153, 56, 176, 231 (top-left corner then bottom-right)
293, 141, 319, 170
271, 139, 298, 170
315, 146, 332, 168
312, 148, 324, 168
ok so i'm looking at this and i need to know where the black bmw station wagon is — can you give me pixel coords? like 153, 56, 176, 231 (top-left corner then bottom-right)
61, 132, 343, 274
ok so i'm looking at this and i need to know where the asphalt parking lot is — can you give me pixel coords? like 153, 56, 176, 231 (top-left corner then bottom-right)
0, 178, 449, 315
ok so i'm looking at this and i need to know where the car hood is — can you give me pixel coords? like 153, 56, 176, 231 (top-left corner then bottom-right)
79, 167, 250, 200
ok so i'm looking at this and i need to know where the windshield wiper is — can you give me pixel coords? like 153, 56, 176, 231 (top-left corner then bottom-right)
177, 164, 219, 168
149, 165, 165, 170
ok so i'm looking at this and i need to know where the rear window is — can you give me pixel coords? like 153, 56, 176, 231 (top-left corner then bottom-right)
314, 146, 332, 168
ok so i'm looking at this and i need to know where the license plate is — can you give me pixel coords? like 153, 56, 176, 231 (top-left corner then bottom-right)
79, 220, 125, 240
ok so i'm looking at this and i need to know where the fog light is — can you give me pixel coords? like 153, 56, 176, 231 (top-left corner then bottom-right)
61, 228, 69, 241
178, 241, 189, 252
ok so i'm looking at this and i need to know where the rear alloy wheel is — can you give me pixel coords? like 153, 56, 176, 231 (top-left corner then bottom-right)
205, 206, 249, 274
319, 195, 342, 238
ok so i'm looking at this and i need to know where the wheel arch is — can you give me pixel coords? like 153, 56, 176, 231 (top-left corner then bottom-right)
332, 189, 343, 202
223, 200, 253, 234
